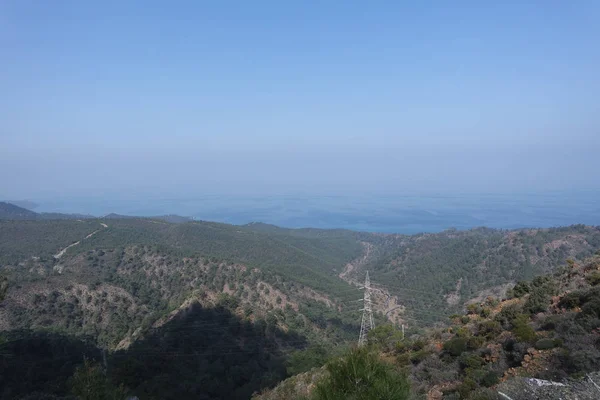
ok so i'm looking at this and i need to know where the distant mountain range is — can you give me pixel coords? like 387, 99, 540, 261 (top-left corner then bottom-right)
0, 202, 192, 223
4, 200, 39, 210
0, 201, 94, 220
0, 201, 39, 219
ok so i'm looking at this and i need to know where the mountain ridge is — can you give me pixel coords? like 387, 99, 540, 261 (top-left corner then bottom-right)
1, 215, 599, 399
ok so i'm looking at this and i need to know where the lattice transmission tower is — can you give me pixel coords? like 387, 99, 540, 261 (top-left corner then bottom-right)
358, 271, 375, 346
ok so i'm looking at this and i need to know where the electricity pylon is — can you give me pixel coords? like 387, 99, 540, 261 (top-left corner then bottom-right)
358, 271, 374, 346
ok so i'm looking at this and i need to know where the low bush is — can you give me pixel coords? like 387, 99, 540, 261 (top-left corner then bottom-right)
586, 271, 600, 286
466, 387, 502, 399
477, 320, 502, 340
458, 353, 484, 370
410, 349, 431, 365
313, 347, 411, 400
512, 314, 537, 342
511, 281, 530, 298
495, 304, 521, 329
534, 338, 558, 350
559, 291, 583, 309
456, 377, 477, 398
467, 304, 482, 315
444, 337, 468, 357
467, 336, 485, 350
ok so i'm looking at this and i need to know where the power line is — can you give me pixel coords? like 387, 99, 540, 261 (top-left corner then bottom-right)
371, 283, 446, 297
358, 271, 374, 346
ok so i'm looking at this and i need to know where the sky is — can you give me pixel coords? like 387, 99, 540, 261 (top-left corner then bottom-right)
1, 1, 599, 200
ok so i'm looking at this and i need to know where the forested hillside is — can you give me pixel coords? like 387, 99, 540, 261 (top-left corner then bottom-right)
256, 254, 600, 400
0, 217, 599, 399
342, 225, 600, 324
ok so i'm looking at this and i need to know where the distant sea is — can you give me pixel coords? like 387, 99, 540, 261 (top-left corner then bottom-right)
33, 192, 600, 234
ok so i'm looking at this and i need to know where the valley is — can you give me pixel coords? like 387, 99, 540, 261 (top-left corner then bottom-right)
1, 203, 600, 399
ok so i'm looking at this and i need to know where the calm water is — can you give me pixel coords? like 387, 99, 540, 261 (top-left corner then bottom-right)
34, 192, 600, 234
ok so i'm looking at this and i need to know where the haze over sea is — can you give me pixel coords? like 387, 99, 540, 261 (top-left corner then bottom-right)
3, 3, 599, 234
32, 191, 600, 235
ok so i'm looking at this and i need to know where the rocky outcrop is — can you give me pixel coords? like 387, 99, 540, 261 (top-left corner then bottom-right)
496, 373, 600, 400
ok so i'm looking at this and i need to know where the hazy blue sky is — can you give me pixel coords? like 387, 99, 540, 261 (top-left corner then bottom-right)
1, 1, 599, 199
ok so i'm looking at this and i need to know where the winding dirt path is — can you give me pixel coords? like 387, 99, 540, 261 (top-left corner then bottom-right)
53, 222, 108, 259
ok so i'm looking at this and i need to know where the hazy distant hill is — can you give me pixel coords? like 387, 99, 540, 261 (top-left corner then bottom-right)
102, 213, 136, 219
0, 201, 94, 221
4, 200, 39, 210
101, 213, 192, 223
153, 214, 193, 223
39, 212, 95, 220
0, 201, 39, 220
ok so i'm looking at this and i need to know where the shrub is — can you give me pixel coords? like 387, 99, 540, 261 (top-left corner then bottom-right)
444, 337, 468, 357
467, 304, 481, 315
410, 349, 430, 365
70, 359, 127, 400
524, 290, 550, 314
512, 314, 537, 342
531, 275, 554, 289
396, 353, 411, 367
495, 304, 521, 329
449, 314, 462, 322
535, 338, 557, 350
456, 377, 477, 398
217, 293, 240, 310
458, 353, 484, 370
313, 348, 411, 400
523, 276, 558, 315
411, 339, 427, 352
581, 299, 600, 318
540, 315, 561, 330
395, 341, 409, 354
368, 325, 404, 351
477, 320, 502, 340
454, 327, 471, 338
467, 387, 502, 399
467, 336, 485, 350
504, 340, 530, 367
485, 297, 500, 308
558, 292, 582, 309
512, 281, 530, 298
286, 345, 328, 375
586, 271, 600, 286
560, 349, 600, 375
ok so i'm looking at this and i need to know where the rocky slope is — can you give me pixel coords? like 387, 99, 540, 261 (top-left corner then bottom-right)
255, 253, 600, 399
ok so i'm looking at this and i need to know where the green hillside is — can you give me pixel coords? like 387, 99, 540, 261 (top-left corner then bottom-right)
255, 254, 600, 400
1, 217, 600, 399
0, 219, 104, 264
350, 225, 600, 323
